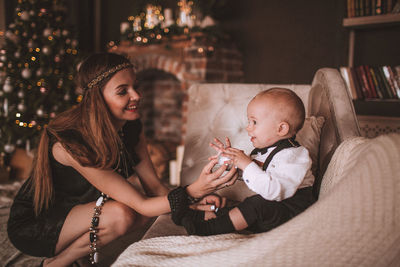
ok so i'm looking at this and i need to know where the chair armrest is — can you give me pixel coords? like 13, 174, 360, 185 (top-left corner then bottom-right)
308, 68, 361, 196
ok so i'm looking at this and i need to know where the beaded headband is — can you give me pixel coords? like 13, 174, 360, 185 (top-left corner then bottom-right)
85, 62, 134, 90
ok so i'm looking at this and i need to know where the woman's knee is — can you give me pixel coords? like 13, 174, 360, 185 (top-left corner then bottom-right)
102, 202, 136, 236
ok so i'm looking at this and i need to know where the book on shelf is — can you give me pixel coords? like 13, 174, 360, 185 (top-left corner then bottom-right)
345, 0, 399, 18
339, 65, 400, 100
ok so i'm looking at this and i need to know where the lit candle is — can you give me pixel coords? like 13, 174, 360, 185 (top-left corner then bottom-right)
169, 160, 178, 185
120, 22, 130, 34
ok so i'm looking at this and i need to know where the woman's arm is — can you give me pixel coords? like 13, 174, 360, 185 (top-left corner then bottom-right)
52, 142, 170, 217
133, 131, 169, 197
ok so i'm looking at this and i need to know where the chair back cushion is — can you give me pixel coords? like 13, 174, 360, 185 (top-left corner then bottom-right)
181, 83, 311, 201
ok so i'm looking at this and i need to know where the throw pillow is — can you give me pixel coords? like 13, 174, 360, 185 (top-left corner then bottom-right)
296, 116, 325, 177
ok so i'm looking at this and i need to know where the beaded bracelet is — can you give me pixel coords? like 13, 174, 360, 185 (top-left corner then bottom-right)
89, 193, 108, 264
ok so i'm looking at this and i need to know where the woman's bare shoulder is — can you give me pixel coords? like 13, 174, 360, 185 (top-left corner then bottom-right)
51, 142, 74, 166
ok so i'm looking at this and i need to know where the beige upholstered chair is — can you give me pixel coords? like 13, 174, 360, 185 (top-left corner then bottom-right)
111, 68, 400, 266
137, 67, 361, 240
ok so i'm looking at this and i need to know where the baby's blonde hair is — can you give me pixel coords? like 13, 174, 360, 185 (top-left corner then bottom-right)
254, 88, 305, 135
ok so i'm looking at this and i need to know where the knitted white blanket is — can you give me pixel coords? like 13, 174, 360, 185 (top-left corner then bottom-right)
112, 134, 400, 267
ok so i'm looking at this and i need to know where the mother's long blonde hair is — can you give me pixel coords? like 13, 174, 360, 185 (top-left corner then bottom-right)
30, 53, 133, 215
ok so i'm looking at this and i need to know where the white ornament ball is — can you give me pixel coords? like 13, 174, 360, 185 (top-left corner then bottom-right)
21, 68, 32, 79
17, 90, 24, 98
64, 94, 70, 101
43, 28, 52, 37
3, 80, 13, 93
0, 55, 6, 62
20, 11, 30, 21
28, 40, 34, 48
62, 29, 69, 36
42, 46, 51, 55
36, 107, 44, 116
18, 103, 26, 112
16, 139, 23, 145
4, 143, 15, 153
29, 10, 35, 16
14, 51, 20, 58
36, 68, 43, 76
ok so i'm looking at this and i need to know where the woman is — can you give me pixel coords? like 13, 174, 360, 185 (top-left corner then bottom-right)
7, 53, 238, 266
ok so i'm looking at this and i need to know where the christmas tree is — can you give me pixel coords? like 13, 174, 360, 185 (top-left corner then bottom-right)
0, 0, 80, 161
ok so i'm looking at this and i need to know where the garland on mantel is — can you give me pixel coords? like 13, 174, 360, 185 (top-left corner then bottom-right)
108, 0, 229, 48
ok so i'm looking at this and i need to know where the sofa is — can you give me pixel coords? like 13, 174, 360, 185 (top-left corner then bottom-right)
111, 68, 400, 266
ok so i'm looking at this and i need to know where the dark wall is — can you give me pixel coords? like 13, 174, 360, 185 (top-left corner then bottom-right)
97, 0, 353, 84
5, 0, 400, 84
216, 0, 348, 83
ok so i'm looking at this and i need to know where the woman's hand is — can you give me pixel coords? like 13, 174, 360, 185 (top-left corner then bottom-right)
186, 158, 239, 199
189, 194, 226, 211
190, 194, 227, 220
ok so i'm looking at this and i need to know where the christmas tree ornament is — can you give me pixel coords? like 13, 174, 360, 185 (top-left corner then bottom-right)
21, 68, 32, 79
36, 106, 44, 117
17, 102, 26, 112
16, 139, 22, 145
3, 98, 8, 116
43, 28, 52, 37
42, 46, 51, 55
20, 11, 30, 21
3, 78, 13, 93
27, 39, 34, 48
4, 143, 15, 154
0, 0, 81, 156
64, 93, 70, 101
36, 68, 43, 76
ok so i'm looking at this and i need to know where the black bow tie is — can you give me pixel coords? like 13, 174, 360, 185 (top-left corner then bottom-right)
250, 136, 299, 156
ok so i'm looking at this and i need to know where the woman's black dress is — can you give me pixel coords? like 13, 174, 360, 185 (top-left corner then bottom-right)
7, 120, 142, 257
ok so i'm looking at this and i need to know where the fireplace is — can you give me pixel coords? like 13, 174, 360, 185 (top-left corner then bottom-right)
110, 34, 243, 180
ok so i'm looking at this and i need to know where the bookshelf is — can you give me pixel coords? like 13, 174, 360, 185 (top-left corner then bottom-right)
342, 13, 400, 118
343, 13, 400, 67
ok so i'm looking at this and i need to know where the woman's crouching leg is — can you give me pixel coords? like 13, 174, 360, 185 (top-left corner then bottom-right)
44, 200, 140, 266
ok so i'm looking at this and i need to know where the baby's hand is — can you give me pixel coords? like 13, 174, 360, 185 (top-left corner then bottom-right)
209, 137, 232, 155
222, 148, 252, 170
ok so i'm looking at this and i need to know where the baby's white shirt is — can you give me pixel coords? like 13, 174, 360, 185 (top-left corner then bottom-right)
242, 146, 314, 201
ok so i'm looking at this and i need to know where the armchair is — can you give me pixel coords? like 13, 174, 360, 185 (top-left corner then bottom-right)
111, 68, 400, 266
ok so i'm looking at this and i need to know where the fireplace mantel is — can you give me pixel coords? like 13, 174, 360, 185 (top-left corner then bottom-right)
110, 33, 244, 88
